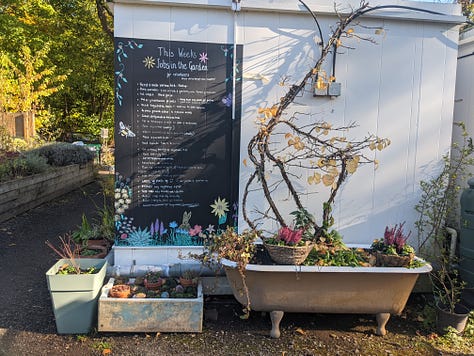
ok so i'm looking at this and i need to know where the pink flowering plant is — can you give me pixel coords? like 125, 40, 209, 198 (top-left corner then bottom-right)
371, 222, 415, 256
265, 226, 304, 246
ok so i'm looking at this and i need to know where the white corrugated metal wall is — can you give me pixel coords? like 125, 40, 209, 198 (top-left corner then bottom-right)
114, 0, 463, 246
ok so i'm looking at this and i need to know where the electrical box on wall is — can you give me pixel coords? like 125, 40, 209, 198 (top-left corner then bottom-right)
328, 82, 341, 97
313, 82, 341, 97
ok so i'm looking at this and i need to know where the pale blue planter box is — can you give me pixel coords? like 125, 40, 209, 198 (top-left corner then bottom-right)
46, 259, 107, 334
98, 278, 203, 332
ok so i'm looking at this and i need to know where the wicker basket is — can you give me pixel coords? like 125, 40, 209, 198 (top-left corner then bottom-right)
263, 241, 314, 265
375, 251, 414, 267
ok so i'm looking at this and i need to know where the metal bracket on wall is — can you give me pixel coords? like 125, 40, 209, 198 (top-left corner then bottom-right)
232, 0, 241, 12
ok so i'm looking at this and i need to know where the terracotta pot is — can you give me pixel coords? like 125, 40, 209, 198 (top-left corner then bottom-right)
179, 277, 198, 287
436, 303, 470, 334
86, 239, 110, 249
109, 284, 131, 298
144, 277, 166, 290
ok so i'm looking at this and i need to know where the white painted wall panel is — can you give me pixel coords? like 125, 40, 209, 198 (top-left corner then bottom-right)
237, 11, 460, 245
115, 3, 234, 43
114, 1, 462, 246
454, 29, 474, 179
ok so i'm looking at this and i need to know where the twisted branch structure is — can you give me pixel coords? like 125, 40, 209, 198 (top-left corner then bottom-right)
242, 1, 390, 237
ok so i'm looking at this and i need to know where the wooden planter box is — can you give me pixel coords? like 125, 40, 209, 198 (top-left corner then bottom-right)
98, 278, 203, 333
0, 162, 94, 222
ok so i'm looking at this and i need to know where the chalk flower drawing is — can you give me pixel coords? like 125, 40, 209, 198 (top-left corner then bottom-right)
199, 52, 208, 63
210, 197, 229, 218
143, 56, 156, 69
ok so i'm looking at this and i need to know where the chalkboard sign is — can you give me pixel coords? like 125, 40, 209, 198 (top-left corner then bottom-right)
114, 38, 242, 246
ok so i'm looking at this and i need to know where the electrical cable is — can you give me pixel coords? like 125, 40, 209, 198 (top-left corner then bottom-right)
298, 0, 324, 47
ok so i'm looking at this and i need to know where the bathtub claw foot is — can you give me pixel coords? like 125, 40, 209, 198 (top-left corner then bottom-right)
270, 311, 284, 338
376, 313, 390, 336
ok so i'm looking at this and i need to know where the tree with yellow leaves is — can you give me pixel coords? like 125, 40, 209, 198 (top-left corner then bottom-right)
242, 1, 390, 241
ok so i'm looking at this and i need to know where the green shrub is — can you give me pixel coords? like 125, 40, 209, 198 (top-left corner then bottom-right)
21, 152, 50, 174
0, 153, 50, 182
30, 142, 94, 166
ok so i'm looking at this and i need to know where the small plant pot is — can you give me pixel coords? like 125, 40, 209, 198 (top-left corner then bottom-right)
436, 302, 470, 334
109, 284, 131, 298
375, 252, 414, 267
86, 239, 110, 249
179, 277, 198, 287
263, 241, 314, 265
144, 277, 166, 290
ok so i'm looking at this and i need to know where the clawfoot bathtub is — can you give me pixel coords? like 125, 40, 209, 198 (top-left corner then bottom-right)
221, 258, 431, 338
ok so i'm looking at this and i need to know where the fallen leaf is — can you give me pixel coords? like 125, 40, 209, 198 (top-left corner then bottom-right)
102, 349, 112, 355
295, 327, 306, 335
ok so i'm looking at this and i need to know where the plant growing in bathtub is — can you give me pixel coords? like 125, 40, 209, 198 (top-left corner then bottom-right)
241, 1, 390, 245
371, 222, 415, 267
195, 226, 258, 318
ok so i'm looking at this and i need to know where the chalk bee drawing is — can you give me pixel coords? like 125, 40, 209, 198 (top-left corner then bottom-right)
119, 121, 136, 138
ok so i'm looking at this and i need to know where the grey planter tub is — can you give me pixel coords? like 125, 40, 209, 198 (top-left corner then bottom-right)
221, 257, 431, 338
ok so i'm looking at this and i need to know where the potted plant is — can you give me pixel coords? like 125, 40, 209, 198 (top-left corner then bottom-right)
371, 222, 415, 267
144, 271, 166, 290
431, 253, 470, 334
72, 213, 110, 253
179, 269, 199, 287
263, 225, 313, 265
45, 234, 107, 334
415, 122, 474, 334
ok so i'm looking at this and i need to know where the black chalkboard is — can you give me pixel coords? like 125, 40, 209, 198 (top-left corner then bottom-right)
114, 38, 242, 246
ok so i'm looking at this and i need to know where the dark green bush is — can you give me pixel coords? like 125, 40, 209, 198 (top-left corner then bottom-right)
30, 142, 94, 166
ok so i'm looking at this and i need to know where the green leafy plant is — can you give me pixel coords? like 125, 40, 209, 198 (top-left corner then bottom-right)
305, 247, 369, 267
290, 208, 316, 240
415, 122, 474, 315
415, 122, 474, 257
431, 254, 466, 314
194, 227, 258, 318
72, 214, 100, 245
46, 234, 96, 275
0, 152, 50, 182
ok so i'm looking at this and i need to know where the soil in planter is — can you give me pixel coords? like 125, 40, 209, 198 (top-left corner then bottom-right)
109, 276, 198, 299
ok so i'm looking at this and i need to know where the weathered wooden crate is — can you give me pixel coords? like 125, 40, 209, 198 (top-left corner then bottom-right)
98, 278, 203, 333
0, 162, 94, 222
